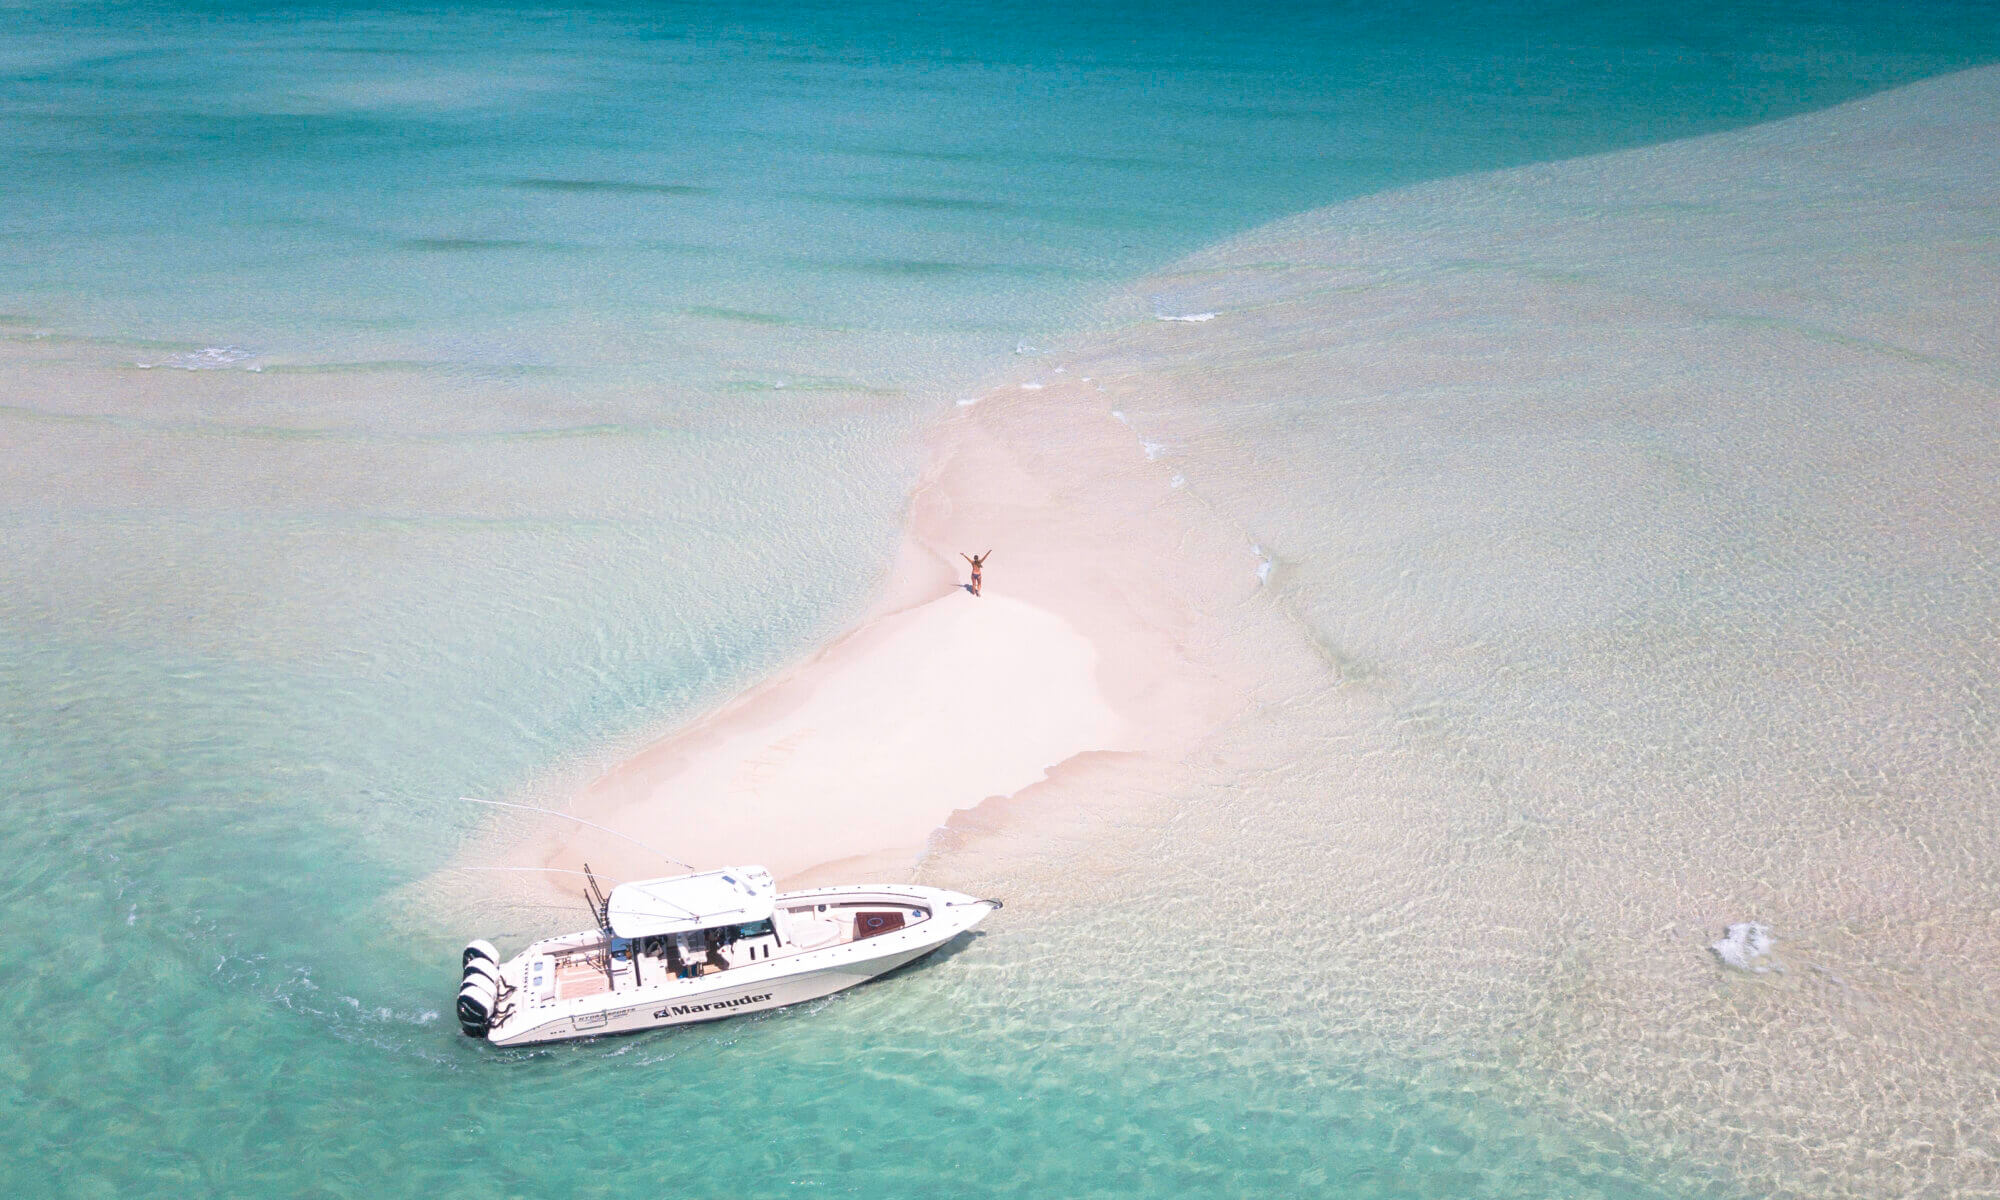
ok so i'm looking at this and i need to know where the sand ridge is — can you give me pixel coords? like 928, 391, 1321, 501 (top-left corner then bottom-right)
512, 376, 1257, 891
544, 592, 1133, 883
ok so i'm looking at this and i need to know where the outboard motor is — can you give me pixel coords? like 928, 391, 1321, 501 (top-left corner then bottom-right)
462, 956, 500, 989
458, 940, 502, 1037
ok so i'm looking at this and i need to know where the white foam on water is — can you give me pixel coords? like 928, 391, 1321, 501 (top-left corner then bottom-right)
1156, 311, 1217, 322
360, 1005, 442, 1025
1020, 381, 1044, 390
1141, 440, 1165, 460
136, 345, 258, 370
1710, 923, 1779, 973
956, 396, 980, 407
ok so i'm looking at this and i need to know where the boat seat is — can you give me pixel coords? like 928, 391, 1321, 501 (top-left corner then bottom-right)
786, 918, 840, 950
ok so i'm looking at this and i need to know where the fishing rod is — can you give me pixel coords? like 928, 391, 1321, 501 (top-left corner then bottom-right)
458, 796, 693, 872
450, 865, 701, 921
477, 896, 713, 921
454, 866, 624, 881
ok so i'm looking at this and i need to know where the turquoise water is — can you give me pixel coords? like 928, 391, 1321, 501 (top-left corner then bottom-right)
5, 2, 1999, 1195
8, 0, 1999, 383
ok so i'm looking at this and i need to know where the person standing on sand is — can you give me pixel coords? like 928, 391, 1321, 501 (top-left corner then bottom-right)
961, 550, 990, 597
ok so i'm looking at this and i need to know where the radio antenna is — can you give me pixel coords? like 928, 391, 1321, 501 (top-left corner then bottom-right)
454, 866, 700, 921
458, 796, 692, 871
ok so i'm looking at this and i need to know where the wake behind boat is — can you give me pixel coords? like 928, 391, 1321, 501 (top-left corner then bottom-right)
457, 865, 999, 1046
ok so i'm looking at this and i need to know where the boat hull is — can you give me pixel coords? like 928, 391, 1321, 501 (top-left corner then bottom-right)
481, 885, 992, 1046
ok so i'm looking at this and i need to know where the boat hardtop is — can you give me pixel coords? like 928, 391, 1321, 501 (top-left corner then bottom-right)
606, 865, 775, 937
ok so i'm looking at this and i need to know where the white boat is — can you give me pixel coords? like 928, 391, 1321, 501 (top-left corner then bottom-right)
456, 865, 1000, 1046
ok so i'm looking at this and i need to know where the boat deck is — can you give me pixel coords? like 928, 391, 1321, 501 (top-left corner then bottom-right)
555, 953, 613, 999
515, 898, 931, 1008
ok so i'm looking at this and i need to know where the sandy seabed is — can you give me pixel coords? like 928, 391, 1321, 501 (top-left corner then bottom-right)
451, 67, 2000, 1198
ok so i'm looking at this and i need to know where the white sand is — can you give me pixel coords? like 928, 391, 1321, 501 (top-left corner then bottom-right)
500, 367, 1253, 891
545, 591, 1136, 883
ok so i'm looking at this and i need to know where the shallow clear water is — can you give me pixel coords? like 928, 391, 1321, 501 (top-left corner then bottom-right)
4, 2, 1998, 1195
1050, 66, 2000, 1195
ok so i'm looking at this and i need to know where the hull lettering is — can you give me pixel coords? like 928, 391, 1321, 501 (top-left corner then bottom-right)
655, 992, 774, 1019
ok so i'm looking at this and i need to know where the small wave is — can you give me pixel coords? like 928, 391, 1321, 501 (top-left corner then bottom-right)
1020, 381, 1044, 390
718, 376, 892, 395
1156, 311, 1218, 323
1142, 441, 1166, 460
800, 190, 1011, 214
684, 305, 799, 327
352, 1002, 442, 1025
512, 177, 709, 197
822, 256, 1053, 279
1110, 410, 1128, 424
400, 237, 538, 252
136, 346, 258, 371
956, 397, 980, 407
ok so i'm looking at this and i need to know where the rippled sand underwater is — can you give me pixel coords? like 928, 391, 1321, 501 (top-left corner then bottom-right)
5, 4, 2000, 1195
941, 67, 1998, 1197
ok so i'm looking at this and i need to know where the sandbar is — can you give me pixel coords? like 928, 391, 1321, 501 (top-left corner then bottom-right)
545, 592, 1133, 884
509, 379, 1250, 890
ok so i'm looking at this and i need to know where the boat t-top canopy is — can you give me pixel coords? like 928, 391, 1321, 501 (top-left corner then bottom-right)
605, 866, 775, 939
